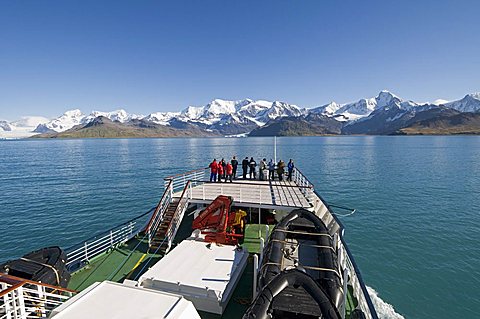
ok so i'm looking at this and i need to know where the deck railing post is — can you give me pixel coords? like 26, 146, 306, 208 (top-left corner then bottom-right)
253, 254, 259, 300
84, 242, 88, 262
17, 286, 26, 318
259, 237, 265, 264
37, 285, 46, 317
110, 230, 113, 248
342, 267, 349, 319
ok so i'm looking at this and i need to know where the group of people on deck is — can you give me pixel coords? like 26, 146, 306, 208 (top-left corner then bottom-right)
209, 156, 295, 182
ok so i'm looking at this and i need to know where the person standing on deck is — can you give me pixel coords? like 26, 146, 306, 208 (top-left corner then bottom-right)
259, 158, 267, 181
287, 159, 295, 181
249, 157, 257, 180
242, 157, 249, 179
268, 159, 275, 180
209, 159, 218, 182
220, 158, 227, 180
231, 156, 238, 179
226, 162, 233, 182
217, 162, 224, 182
277, 160, 285, 181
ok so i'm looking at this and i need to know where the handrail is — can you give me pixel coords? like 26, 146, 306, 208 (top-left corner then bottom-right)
165, 168, 207, 194
145, 179, 173, 233
63, 208, 153, 253
0, 273, 77, 319
65, 213, 148, 271
163, 167, 207, 181
0, 282, 24, 298
0, 274, 77, 294
294, 167, 315, 188
162, 181, 191, 253
147, 180, 174, 247
187, 179, 313, 189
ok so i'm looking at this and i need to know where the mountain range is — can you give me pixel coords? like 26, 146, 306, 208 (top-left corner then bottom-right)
1, 91, 480, 139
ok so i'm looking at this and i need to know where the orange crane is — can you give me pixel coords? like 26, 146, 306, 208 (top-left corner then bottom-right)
192, 195, 246, 245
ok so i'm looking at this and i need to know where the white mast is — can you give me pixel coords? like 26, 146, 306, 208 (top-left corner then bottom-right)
274, 136, 277, 163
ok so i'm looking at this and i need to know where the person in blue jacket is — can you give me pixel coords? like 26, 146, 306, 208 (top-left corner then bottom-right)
287, 159, 295, 181
268, 159, 275, 180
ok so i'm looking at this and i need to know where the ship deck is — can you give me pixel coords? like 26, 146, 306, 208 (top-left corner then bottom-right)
68, 237, 162, 291
178, 179, 312, 209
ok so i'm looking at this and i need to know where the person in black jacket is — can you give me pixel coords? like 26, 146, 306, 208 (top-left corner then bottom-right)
242, 157, 249, 179
220, 158, 227, 180
249, 157, 257, 180
231, 156, 238, 179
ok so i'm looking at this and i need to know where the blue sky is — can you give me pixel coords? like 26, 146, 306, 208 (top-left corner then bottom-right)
1, 0, 479, 120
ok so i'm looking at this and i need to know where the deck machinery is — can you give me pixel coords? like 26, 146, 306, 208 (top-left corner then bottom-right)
191, 195, 247, 245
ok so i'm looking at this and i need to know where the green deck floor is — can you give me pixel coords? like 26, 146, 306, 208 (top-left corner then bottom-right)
68, 236, 161, 291
345, 284, 359, 318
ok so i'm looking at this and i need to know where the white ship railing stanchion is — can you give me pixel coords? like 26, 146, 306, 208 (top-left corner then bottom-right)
253, 254, 259, 300
17, 286, 25, 318
341, 268, 349, 319
84, 242, 88, 262
259, 238, 265, 265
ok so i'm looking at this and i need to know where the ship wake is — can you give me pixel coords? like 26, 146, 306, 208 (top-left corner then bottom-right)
367, 286, 405, 319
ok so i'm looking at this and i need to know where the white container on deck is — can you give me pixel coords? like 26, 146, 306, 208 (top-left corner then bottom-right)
139, 238, 249, 315
49, 281, 200, 319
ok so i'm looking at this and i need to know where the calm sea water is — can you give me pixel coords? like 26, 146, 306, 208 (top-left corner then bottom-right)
1, 136, 479, 318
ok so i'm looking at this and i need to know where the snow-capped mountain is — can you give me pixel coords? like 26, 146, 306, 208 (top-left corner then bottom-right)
0, 120, 12, 131
172, 99, 303, 127
445, 93, 480, 112
31, 99, 303, 134
3, 90, 480, 139
34, 109, 84, 133
143, 112, 180, 125
34, 109, 143, 133
312, 90, 419, 121
83, 109, 143, 124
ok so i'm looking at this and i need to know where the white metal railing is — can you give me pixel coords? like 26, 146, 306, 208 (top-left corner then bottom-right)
343, 245, 375, 319
146, 180, 174, 247
192, 181, 313, 208
164, 166, 314, 203
164, 168, 207, 193
161, 182, 192, 254
0, 275, 76, 319
66, 220, 137, 271
292, 168, 315, 202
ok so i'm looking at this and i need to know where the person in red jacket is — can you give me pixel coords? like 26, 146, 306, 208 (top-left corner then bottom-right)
209, 159, 218, 182
225, 162, 233, 182
217, 162, 224, 182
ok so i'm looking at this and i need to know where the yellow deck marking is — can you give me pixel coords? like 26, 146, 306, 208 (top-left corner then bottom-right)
126, 253, 147, 278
